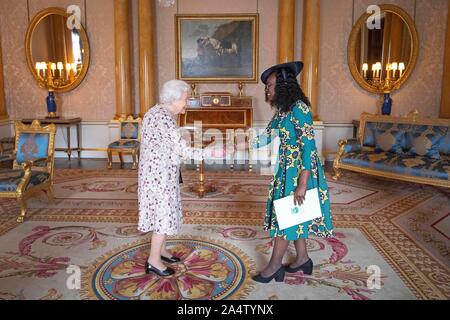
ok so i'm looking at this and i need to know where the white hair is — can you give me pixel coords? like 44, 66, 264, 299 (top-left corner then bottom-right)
159, 80, 190, 105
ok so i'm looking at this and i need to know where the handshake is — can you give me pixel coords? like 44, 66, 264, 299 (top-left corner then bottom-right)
205, 141, 251, 158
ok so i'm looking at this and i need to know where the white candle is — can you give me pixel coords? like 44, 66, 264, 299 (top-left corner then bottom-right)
66, 63, 71, 80
41, 62, 48, 77
399, 62, 405, 78
50, 63, 56, 77
391, 62, 398, 78
362, 63, 368, 78
57, 62, 63, 78
376, 62, 382, 78
35, 62, 41, 77
372, 64, 376, 78
71, 63, 77, 75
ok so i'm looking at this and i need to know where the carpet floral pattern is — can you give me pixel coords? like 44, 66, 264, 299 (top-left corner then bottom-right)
83, 237, 252, 300
0, 168, 448, 300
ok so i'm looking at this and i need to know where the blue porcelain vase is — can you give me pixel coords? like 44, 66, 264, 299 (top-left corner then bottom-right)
46, 90, 57, 118
381, 93, 392, 115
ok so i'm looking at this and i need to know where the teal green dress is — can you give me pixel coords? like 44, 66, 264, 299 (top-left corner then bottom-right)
252, 100, 334, 241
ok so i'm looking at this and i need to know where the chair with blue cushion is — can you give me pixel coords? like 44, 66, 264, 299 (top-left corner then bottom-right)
0, 120, 56, 222
107, 116, 141, 170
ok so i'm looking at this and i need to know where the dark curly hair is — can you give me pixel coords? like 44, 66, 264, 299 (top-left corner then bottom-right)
269, 69, 311, 114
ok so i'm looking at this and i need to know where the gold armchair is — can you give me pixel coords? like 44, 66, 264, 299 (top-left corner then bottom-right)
107, 116, 141, 170
0, 120, 56, 222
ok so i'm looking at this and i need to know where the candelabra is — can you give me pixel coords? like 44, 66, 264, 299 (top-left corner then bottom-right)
35, 61, 80, 118
366, 76, 401, 93
361, 62, 406, 115
35, 62, 79, 90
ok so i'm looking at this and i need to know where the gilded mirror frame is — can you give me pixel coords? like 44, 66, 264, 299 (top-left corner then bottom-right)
25, 7, 90, 93
348, 4, 419, 94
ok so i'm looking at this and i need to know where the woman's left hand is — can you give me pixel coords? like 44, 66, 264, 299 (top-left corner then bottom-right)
294, 183, 307, 206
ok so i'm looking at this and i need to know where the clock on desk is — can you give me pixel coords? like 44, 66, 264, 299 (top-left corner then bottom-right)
200, 92, 232, 107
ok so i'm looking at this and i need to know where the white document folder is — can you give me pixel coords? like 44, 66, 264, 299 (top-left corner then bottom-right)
273, 188, 322, 230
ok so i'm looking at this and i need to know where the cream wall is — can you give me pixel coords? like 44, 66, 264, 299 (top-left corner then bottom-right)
0, 0, 115, 121
155, 0, 286, 122
157, 0, 300, 122
1, 0, 447, 122
319, 0, 449, 123
0, 0, 299, 122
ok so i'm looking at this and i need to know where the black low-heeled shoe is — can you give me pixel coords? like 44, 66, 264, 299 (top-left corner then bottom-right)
252, 266, 285, 283
285, 258, 313, 275
161, 255, 181, 264
145, 261, 175, 276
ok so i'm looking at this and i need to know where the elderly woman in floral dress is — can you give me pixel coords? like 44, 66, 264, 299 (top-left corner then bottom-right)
138, 80, 204, 277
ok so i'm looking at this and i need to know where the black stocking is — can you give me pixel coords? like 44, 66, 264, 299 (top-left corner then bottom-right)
261, 236, 289, 277
291, 238, 310, 268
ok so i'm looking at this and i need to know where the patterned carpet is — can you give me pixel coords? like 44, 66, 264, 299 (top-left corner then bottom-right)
0, 168, 448, 300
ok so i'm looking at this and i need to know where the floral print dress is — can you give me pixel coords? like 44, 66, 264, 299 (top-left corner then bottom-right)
138, 105, 203, 235
252, 100, 334, 241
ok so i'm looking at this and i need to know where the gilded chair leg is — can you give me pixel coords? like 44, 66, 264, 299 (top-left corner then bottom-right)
131, 151, 137, 170
107, 150, 113, 169
17, 197, 27, 223
332, 168, 342, 180
44, 186, 55, 204
118, 153, 124, 168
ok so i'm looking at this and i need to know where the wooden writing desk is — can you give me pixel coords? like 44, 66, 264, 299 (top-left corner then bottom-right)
179, 106, 253, 131
178, 101, 254, 170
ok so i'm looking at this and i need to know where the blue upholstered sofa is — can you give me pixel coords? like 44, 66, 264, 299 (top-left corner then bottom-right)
333, 111, 450, 188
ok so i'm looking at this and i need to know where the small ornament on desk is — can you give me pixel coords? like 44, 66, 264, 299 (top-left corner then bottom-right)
238, 82, 245, 97
200, 92, 232, 107
187, 97, 201, 108
190, 83, 197, 98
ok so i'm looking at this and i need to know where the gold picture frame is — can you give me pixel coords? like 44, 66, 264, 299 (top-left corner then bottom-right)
175, 14, 259, 83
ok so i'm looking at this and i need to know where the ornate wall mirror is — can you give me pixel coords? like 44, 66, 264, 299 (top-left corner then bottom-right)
348, 4, 419, 113
25, 7, 90, 93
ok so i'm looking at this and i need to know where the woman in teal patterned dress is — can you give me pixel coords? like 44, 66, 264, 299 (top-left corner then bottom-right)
251, 61, 334, 283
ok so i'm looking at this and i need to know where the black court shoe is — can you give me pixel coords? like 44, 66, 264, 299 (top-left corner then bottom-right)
145, 261, 175, 277
285, 258, 313, 275
252, 266, 285, 283
161, 255, 181, 264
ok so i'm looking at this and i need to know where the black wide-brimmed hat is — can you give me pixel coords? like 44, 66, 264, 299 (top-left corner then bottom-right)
260, 61, 304, 84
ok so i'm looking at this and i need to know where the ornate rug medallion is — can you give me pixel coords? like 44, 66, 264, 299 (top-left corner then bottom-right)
82, 237, 254, 300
